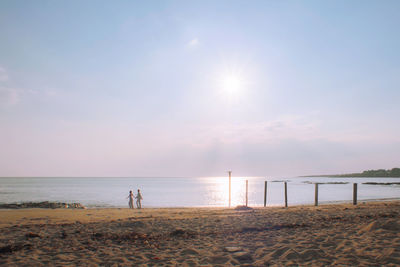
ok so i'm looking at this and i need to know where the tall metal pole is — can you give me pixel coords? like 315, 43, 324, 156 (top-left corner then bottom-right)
245, 179, 248, 207
228, 171, 232, 208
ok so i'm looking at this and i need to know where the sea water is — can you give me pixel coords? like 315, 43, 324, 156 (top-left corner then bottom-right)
0, 177, 399, 208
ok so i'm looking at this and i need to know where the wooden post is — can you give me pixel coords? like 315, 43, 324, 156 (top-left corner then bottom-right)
264, 181, 267, 207
228, 171, 232, 208
284, 182, 288, 208
314, 183, 319, 206
245, 180, 248, 207
353, 183, 357, 205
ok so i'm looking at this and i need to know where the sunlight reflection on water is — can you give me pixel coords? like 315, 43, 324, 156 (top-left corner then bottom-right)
202, 176, 248, 207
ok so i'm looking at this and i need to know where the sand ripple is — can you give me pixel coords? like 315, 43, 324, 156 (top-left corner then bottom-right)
0, 201, 399, 266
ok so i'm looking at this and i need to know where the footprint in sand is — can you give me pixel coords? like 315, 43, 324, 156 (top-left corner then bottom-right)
180, 248, 199, 256
208, 255, 230, 264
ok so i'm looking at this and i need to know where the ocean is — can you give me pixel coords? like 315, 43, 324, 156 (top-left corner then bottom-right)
0, 176, 399, 208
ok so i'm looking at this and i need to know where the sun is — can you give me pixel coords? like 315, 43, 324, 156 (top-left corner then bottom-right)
222, 75, 241, 94
220, 73, 244, 98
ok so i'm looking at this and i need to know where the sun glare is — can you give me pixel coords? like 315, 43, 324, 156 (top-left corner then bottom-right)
208, 177, 247, 207
215, 63, 253, 101
221, 74, 242, 95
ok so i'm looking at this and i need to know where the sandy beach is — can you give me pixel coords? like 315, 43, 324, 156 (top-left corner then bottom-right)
0, 201, 399, 266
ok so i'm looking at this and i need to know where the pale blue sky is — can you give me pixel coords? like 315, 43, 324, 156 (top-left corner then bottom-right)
0, 1, 399, 177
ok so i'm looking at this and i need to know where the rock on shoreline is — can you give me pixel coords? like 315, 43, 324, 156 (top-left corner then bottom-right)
0, 201, 85, 209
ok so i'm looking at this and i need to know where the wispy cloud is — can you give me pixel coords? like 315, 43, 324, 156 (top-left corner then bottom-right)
177, 115, 320, 147
0, 66, 18, 106
0, 66, 9, 82
173, 114, 400, 151
0, 87, 19, 106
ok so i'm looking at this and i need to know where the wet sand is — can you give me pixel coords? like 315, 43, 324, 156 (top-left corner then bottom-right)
1, 201, 399, 266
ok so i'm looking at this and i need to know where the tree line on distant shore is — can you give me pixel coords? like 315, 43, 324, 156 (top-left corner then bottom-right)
304, 168, 400, 178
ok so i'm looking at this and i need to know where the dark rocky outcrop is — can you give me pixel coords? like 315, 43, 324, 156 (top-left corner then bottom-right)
363, 182, 400, 185
0, 201, 85, 209
234, 205, 253, 211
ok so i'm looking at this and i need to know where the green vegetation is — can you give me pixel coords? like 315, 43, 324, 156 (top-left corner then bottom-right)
304, 168, 400, 178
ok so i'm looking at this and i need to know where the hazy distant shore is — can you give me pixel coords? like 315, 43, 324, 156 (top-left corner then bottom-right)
0, 201, 399, 266
301, 167, 400, 178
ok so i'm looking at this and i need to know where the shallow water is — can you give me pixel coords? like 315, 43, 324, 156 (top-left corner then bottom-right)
0, 177, 399, 208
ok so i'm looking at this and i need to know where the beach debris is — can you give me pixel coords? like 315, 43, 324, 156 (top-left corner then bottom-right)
126, 221, 147, 228
375, 248, 396, 261
0, 201, 85, 209
224, 246, 243, 252
241, 227, 259, 232
91, 231, 158, 247
381, 220, 400, 231
300, 249, 324, 260
25, 232, 41, 238
239, 223, 309, 233
0, 243, 32, 254
170, 229, 197, 238
233, 251, 253, 263
181, 248, 199, 255
358, 219, 400, 234
281, 249, 301, 260
358, 221, 379, 234
92, 232, 144, 240
269, 247, 289, 258
208, 255, 230, 264
234, 205, 253, 211
61, 231, 68, 239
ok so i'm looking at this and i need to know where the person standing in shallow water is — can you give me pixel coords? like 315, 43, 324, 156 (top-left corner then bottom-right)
128, 190, 134, 209
136, 189, 143, 209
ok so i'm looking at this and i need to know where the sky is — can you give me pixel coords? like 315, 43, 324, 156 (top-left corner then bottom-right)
0, 0, 399, 177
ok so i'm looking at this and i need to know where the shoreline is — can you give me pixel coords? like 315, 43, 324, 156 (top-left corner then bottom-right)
2, 177, 399, 210
1, 196, 400, 210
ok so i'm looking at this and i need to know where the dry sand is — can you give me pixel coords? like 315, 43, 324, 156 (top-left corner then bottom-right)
0, 201, 399, 266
